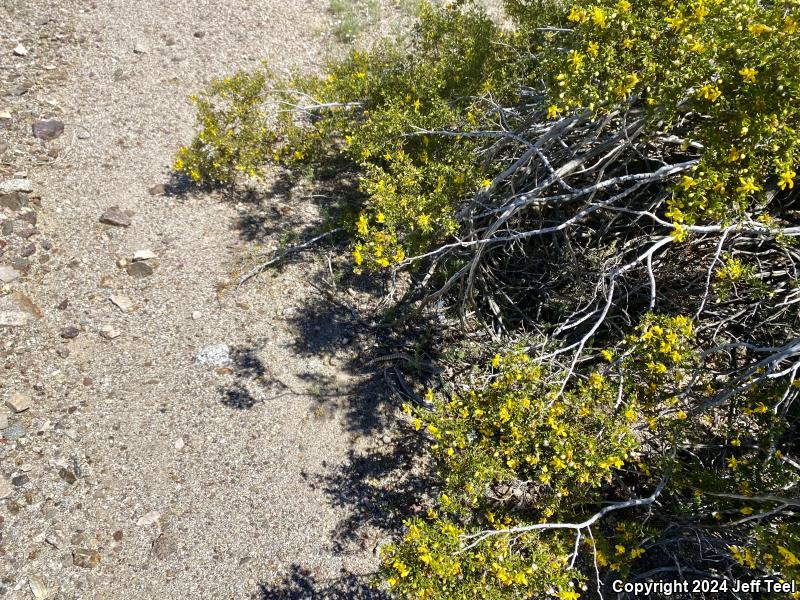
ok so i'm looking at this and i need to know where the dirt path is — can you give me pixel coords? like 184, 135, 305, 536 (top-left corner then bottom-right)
1, 2, 395, 598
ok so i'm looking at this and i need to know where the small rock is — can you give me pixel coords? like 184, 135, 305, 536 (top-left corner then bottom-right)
60, 326, 80, 339
32, 120, 64, 141
99, 207, 131, 227
133, 42, 149, 54
29, 575, 49, 600
0, 179, 33, 194
193, 31, 205, 38
57, 298, 68, 310
152, 533, 177, 559
0, 265, 20, 283
137, 510, 161, 527
148, 183, 166, 195
45, 530, 65, 548
0, 477, 12, 499
0, 110, 11, 128
3, 422, 26, 440
195, 344, 232, 367
0, 411, 8, 429
112, 530, 124, 542
132, 249, 156, 261
72, 548, 101, 569
58, 467, 77, 485
11, 291, 42, 317
9, 84, 29, 96
174, 437, 185, 450
13, 43, 28, 56
126, 261, 153, 278
0, 311, 28, 327
5, 392, 32, 413
109, 294, 133, 312
11, 474, 29, 487
191, 311, 202, 320
100, 325, 121, 339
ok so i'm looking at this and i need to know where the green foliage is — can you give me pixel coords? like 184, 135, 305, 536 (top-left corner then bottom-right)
535, 0, 800, 225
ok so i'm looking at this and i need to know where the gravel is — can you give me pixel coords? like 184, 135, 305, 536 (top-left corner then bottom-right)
1, 0, 388, 598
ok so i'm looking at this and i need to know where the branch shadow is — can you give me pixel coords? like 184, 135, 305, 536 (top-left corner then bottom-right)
254, 565, 388, 599
218, 344, 288, 410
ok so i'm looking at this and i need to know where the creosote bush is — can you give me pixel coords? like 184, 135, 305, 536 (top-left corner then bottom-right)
177, 0, 800, 598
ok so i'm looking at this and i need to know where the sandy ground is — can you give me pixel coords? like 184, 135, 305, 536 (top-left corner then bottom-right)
0, 1, 413, 598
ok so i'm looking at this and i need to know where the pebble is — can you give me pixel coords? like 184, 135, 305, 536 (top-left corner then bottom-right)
0, 478, 12, 499
0, 179, 33, 194
100, 325, 121, 339
174, 437, 185, 450
5, 392, 32, 413
148, 183, 166, 195
32, 120, 65, 141
126, 261, 153, 278
58, 467, 77, 485
0, 411, 7, 429
0, 265, 20, 283
11, 474, 29, 487
28, 575, 48, 599
60, 326, 80, 339
109, 294, 133, 312
195, 344, 232, 367
133, 42, 149, 54
13, 43, 28, 56
46, 531, 65, 549
4, 422, 26, 440
137, 510, 161, 527
99, 207, 131, 227
132, 249, 157, 261
191, 311, 202, 320
0, 311, 29, 327
72, 548, 101, 569
152, 533, 177, 559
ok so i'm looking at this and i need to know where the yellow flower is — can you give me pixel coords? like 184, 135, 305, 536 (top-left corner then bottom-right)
630, 547, 645, 559
622, 37, 635, 50
480, 178, 493, 189
739, 67, 757, 84
353, 248, 363, 265
778, 546, 800, 566
665, 14, 686, 33
749, 23, 773, 36
698, 83, 722, 102
675, 410, 688, 420
680, 175, 696, 190
726, 456, 739, 469
591, 6, 607, 29
559, 591, 580, 600
739, 506, 753, 515
416, 213, 431, 228
587, 41, 599, 57
616, 0, 631, 13
492, 354, 501, 368
671, 225, 687, 243
569, 50, 584, 70
547, 104, 560, 119
785, 16, 798, 34
736, 176, 761, 195
693, 4, 708, 22
778, 170, 796, 190
567, 6, 587, 23
356, 213, 369, 235
615, 544, 626, 555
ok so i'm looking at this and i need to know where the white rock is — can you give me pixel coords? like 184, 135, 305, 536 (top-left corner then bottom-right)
132, 249, 157, 261
100, 325, 121, 339
133, 42, 149, 54
29, 575, 48, 599
0, 478, 11, 499
0, 110, 11, 121
13, 44, 28, 57
174, 437, 185, 450
0, 178, 33, 194
0, 311, 28, 327
195, 344, 232, 367
109, 294, 133, 312
137, 510, 161, 527
0, 266, 20, 283
0, 411, 8, 429
191, 311, 202, 320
